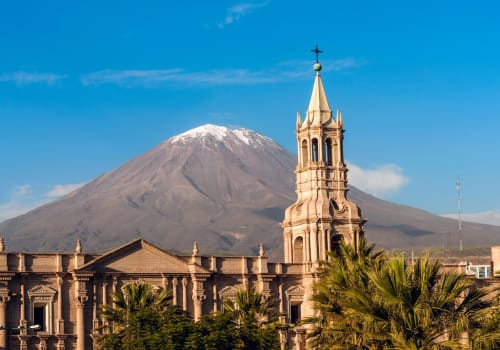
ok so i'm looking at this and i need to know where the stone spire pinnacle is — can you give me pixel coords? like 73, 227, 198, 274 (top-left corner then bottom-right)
307, 72, 331, 114
300, 46, 333, 129
75, 239, 82, 253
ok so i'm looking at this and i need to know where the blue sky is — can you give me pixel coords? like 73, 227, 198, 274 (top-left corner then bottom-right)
1, 1, 500, 225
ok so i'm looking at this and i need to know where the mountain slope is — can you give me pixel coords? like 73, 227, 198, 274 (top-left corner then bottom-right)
1, 124, 498, 258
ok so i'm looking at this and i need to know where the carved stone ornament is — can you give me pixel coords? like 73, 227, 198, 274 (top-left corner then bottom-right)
285, 285, 304, 302
27, 285, 57, 302
218, 286, 237, 300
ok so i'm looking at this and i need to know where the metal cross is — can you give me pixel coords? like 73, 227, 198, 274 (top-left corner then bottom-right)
311, 44, 323, 63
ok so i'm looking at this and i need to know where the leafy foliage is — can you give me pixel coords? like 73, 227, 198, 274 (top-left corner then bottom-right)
306, 238, 500, 349
94, 282, 280, 350
221, 288, 280, 350
95, 282, 195, 350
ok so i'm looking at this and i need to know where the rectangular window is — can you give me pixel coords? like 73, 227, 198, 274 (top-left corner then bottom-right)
290, 303, 301, 324
34, 305, 45, 331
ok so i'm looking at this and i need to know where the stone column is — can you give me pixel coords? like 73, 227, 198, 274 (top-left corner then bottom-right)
101, 278, 108, 333
56, 275, 65, 334
278, 283, 284, 314
161, 274, 168, 290
191, 275, 208, 321
75, 296, 87, 350
0, 293, 10, 350
304, 230, 311, 262
19, 334, 29, 350
0, 261, 14, 350
310, 229, 318, 262
19, 279, 27, 333
295, 328, 306, 350
172, 278, 178, 306
212, 284, 217, 313
73, 273, 91, 350
279, 327, 288, 350
181, 278, 188, 312
102, 279, 108, 307
112, 276, 117, 305
38, 334, 49, 350
56, 336, 67, 350
92, 281, 99, 332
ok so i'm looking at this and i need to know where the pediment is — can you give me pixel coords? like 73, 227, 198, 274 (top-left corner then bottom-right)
285, 285, 304, 297
76, 239, 209, 274
28, 285, 57, 297
218, 286, 238, 298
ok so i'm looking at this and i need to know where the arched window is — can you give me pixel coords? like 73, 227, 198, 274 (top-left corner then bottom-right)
312, 138, 319, 162
293, 236, 304, 263
324, 138, 332, 165
301, 140, 308, 166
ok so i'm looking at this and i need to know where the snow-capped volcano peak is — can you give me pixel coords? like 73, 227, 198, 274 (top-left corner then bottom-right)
170, 124, 278, 149
171, 124, 230, 142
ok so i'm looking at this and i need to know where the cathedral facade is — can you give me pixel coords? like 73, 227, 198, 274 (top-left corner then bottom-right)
0, 63, 364, 350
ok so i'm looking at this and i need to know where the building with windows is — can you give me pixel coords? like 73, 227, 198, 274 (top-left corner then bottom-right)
0, 62, 365, 350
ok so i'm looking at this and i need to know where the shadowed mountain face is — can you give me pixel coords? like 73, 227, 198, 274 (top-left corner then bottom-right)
1, 125, 498, 259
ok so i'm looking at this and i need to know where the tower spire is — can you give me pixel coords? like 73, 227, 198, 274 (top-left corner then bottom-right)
302, 45, 332, 128
282, 48, 365, 264
307, 71, 331, 117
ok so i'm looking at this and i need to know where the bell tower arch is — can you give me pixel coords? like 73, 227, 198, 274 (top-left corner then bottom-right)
282, 54, 365, 264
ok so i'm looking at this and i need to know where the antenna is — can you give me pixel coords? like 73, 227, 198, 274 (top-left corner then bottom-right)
456, 179, 463, 252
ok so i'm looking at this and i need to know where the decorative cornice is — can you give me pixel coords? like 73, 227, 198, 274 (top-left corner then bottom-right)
0, 272, 15, 281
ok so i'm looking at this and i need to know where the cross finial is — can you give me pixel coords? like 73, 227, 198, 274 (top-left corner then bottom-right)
311, 44, 323, 63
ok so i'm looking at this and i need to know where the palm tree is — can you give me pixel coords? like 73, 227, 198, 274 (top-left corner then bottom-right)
95, 281, 173, 350
223, 288, 280, 350
99, 281, 170, 330
306, 237, 388, 349
366, 255, 492, 349
223, 288, 277, 327
307, 239, 499, 349
470, 293, 500, 350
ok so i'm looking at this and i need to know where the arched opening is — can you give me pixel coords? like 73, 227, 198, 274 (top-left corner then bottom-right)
293, 236, 304, 263
324, 138, 332, 165
312, 138, 319, 162
301, 140, 308, 166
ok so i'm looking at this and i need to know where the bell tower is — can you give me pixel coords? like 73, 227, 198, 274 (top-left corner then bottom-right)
282, 50, 365, 264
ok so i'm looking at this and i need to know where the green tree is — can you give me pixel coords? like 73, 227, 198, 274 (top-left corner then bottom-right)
188, 311, 239, 350
95, 281, 195, 350
307, 238, 499, 349
98, 281, 171, 329
306, 238, 388, 349
469, 293, 500, 350
223, 288, 280, 350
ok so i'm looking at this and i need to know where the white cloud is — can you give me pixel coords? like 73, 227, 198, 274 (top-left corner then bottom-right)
218, 1, 270, 29
0, 182, 86, 222
0, 184, 41, 222
0, 71, 65, 85
81, 58, 365, 88
15, 184, 32, 196
47, 183, 85, 198
82, 69, 183, 87
441, 210, 500, 227
0, 201, 40, 222
82, 68, 276, 87
347, 162, 409, 197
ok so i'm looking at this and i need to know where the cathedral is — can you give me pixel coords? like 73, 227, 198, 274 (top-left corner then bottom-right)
0, 60, 364, 350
